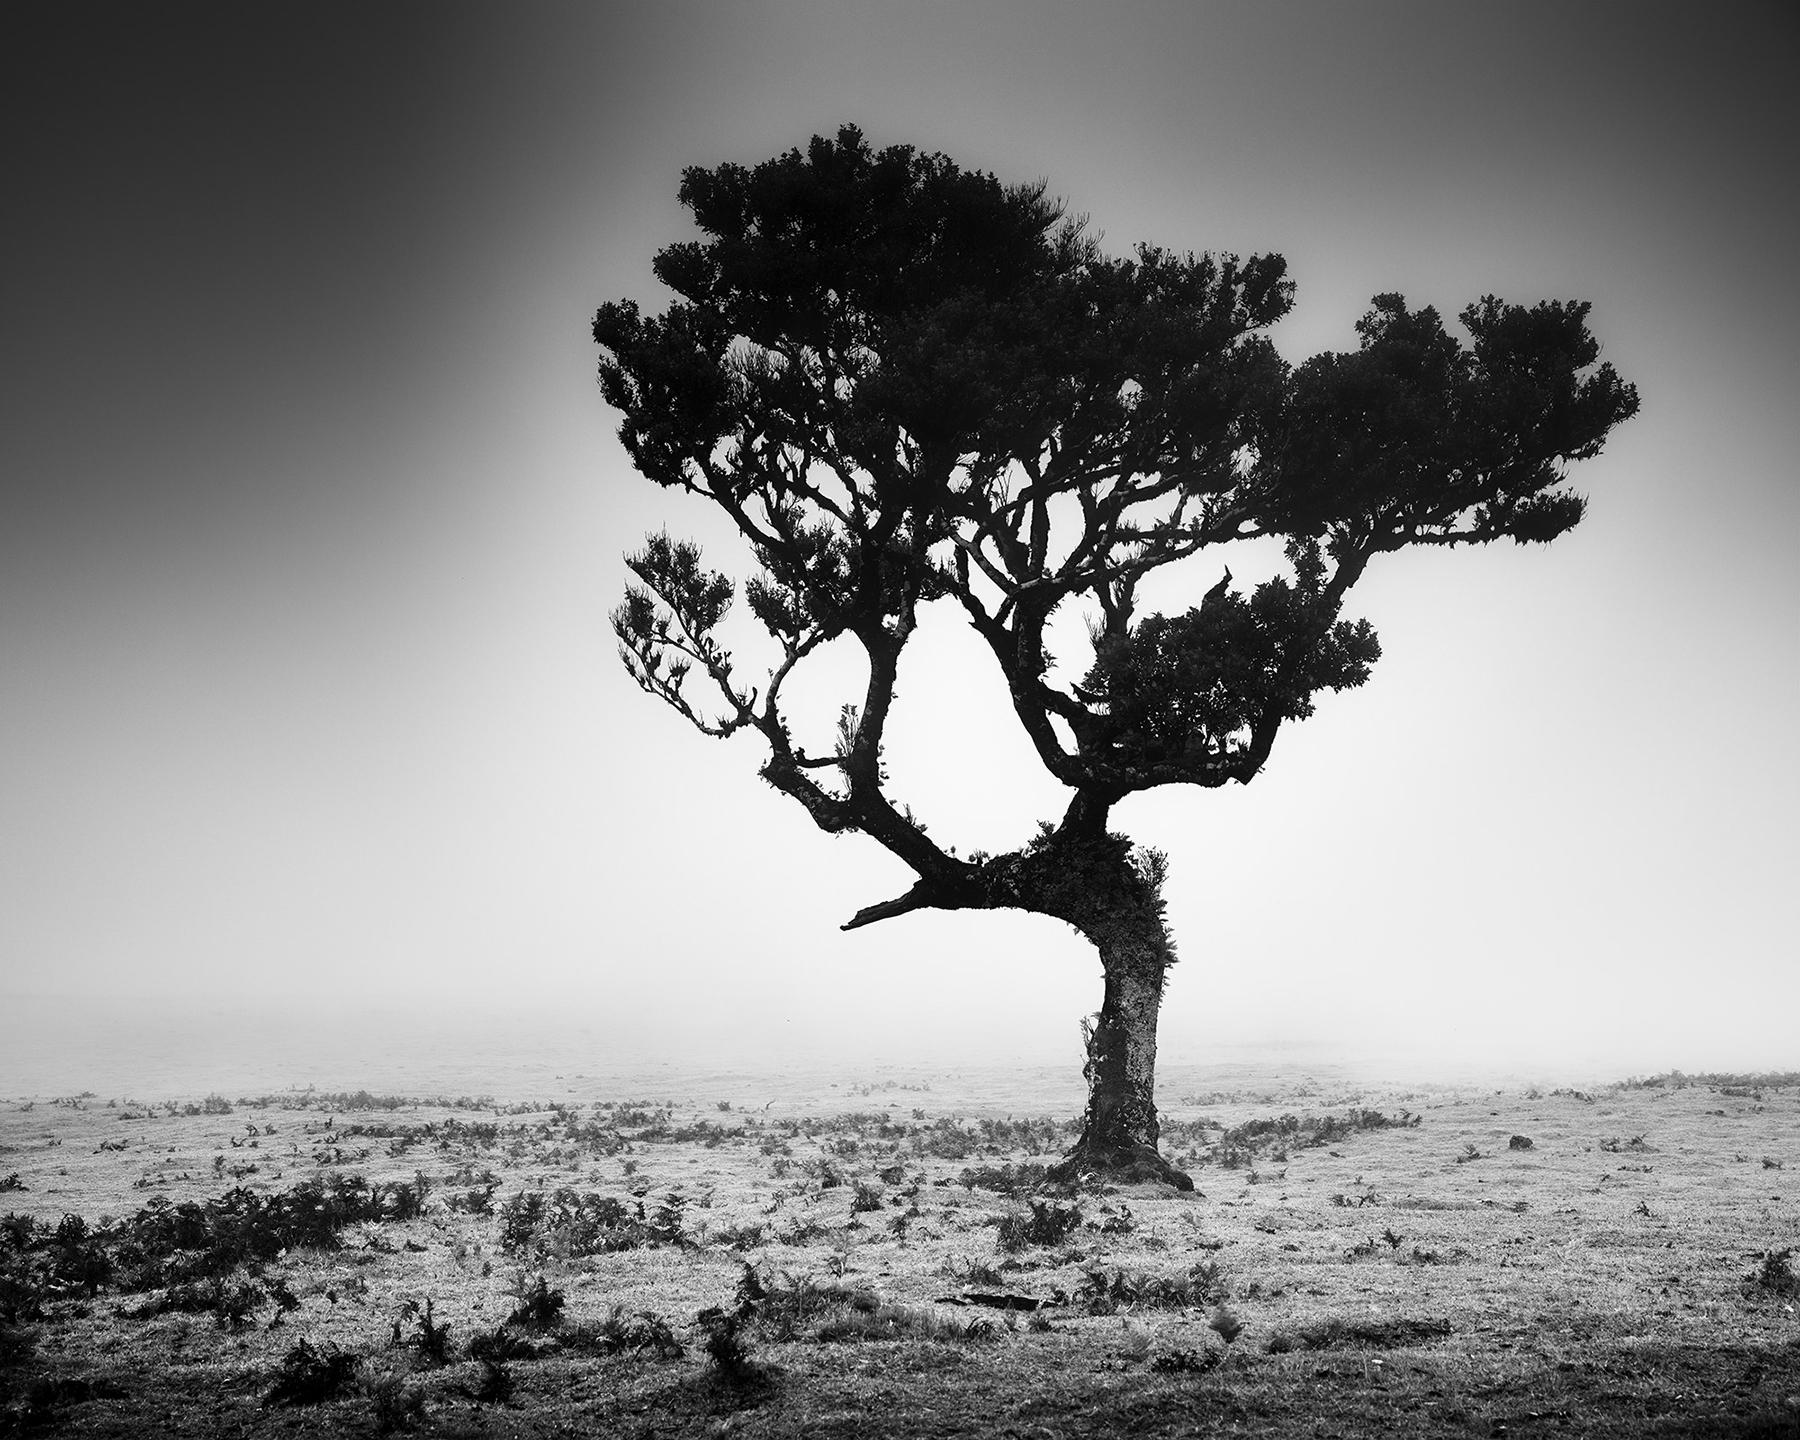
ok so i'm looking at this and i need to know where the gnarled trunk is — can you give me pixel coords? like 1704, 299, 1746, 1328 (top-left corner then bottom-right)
1048, 909, 1193, 1191
996, 828, 1193, 1191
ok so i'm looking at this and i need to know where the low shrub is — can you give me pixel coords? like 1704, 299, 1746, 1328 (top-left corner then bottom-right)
263, 1338, 360, 1407
562, 1305, 683, 1359
1076, 1262, 1227, 1315
996, 1199, 1083, 1252
506, 1271, 565, 1330
1266, 1315, 1451, 1352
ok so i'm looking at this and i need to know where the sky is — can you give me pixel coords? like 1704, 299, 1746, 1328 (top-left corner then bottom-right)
3, 1, 1797, 1086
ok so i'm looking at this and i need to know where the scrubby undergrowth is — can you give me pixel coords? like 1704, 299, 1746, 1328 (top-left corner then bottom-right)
2, 1070, 1798, 1437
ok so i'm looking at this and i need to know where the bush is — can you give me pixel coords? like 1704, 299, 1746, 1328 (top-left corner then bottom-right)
850, 1182, 886, 1215
958, 1162, 1050, 1193
1750, 1249, 1800, 1296
498, 1188, 671, 1258
996, 1200, 1083, 1252
363, 1370, 425, 1433
1265, 1316, 1451, 1352
563, 1305, 683, 1359
465, 1324, 544, 1364
506, 1272, 565, 1330
264, 1338, 360, 1407
469, 1358, 514, 1404
404, 1298, 452, 1365
1076, 1262, 1227, 1315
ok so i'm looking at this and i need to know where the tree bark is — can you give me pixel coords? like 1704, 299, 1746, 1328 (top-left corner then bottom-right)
1048, 916, 1194, 1192
991, 829, 1194, 1191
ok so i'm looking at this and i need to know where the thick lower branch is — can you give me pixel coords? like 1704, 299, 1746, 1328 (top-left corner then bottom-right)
841, 878, 974, 931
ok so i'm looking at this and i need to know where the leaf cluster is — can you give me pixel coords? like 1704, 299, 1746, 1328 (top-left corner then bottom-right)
595, 125, 1638, 926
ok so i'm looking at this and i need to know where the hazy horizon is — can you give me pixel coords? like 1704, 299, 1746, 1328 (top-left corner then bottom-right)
2, 986, 1785, 1107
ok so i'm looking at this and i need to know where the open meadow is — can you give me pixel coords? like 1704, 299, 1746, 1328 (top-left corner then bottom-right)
3, 1064, 1798, 1437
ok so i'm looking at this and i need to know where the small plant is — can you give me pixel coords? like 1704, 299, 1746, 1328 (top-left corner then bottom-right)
647, 1192, 689, 1245
1454, 1144, 1482, 1164
1077, 1262, 1227, 1315
465, 1324, 540, 1363
363, 1370, 425, 1433
942, 1255, 1004, 1288
1151, 1345, 1222, 1373
1207, 1304, 1243, 1345
710, 1219, 769, 1250
470, 1358, 513, 1404
996, 1199, 1083, 1252
1750, 1248, 1800, 1296
1115, 1318, 1152, 1362
850, 1181, 885, 1215
505, 1271, 565, 1330
559, 1305, 685, 1360
0, 1176, 23, 1194
263, 1338, 360, 1407
957, 1162, 1050, 1193
697, 1305, 760, 1383
403, 1298, 452, 1365
1265, 1315, 1452, 1353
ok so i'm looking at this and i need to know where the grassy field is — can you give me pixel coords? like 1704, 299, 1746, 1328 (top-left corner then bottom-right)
2, 1065, 1798, 1437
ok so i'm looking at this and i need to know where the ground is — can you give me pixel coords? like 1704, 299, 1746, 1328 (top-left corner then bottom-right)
2, 1065, 1798, 1437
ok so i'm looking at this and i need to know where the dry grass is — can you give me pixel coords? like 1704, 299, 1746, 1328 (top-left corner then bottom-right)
2, 1067, 1798, 1436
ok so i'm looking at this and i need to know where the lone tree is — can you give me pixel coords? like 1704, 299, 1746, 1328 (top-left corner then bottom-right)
595, 126, 1637, 1188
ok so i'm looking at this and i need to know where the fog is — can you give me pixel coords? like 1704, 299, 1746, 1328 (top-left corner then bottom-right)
4, 2, 1796, 1094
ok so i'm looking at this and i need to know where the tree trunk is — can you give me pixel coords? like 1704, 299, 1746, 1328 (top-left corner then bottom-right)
1048, 921, 1194, 1191
998, 828, 1193, 1191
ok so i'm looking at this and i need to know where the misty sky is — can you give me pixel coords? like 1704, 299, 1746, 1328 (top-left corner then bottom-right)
4, 1, 1797, 1081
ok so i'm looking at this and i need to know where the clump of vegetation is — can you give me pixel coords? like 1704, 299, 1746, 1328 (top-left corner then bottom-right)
1151, 1345, 1222, 1373
465, 1324, 543, 1364
263, 1338, 360, 1407
697, 1304, 760, 1383
815, 1302, 998, 1344
1265, 1316, 1451, 1352
941, 1255, 1005, 1288
996, 1199, 1084, 1251
1748, 1249, 1800, 1297
733, 1266, 861, 1342
1616, 1070, 1800, 1092
134, 1272, 267, 1328
563, 1304, 684, 1359
403, 1298, 452, 1365
850, 1181, 886, 1214
505, 1271, 565, 1330
709, 1219, 768, 1250
363, 1369, 426, 1433
467, 1358, 514, 1404
1167, 1108, 1420, 1169
958, 1162, 1051, 1193
711, 1262, 997, 1352
1076, 1262, 1227, 1315
497, 1187, 683, 1258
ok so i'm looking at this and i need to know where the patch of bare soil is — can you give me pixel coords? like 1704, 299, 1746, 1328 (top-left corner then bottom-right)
3, 1071, 1799, 1436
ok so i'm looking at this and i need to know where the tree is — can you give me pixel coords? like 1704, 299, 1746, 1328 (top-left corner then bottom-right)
594, 125, 1638, 1188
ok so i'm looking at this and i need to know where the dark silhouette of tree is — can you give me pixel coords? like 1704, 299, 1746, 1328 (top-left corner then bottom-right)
594, 126, 1638, 1187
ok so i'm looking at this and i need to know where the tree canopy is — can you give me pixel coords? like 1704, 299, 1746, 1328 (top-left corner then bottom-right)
595, 125, 1638, 933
